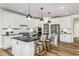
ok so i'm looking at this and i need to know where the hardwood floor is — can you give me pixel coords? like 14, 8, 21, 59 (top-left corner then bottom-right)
0, 38, 79, 56
44, 38, 79, 56
0, 49, 13, 56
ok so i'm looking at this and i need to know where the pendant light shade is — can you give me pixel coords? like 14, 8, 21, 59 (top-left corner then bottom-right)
48, 20, 51, 23
48, 11, 51, 23
26, 14, 32, 19
26, 3, 32, 19
40, 17, 44, 21
40, 7, 44, 21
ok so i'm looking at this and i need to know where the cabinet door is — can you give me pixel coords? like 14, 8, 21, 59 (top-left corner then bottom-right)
60, 34, 72, 43
3, 36, 12, 49
12, 39, 19, 56
18, 41, 26, 56
0, 36, 3, 48
26, 42, 35, 56
12, 14, 26, 28
65, 34, 73, 43
65, 16, 72, 28
60, 34, 64, 42
18, 41, 35, 56
11, 13, 19, 28
2, 11, 11, 28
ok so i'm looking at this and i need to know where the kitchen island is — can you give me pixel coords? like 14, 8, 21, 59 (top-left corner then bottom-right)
12, 36, 38, 56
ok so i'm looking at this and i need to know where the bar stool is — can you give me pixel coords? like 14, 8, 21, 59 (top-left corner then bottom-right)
45, 34, 51, 51
51, 33, 58, 48
35, 35, 46, 56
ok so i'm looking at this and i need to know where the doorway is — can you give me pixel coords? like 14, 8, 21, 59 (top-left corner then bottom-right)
73, 17, 79, 46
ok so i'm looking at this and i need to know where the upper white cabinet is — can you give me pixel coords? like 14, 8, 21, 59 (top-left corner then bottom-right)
52, 16, 73, 43
64, 16, 72, 28
2, 11, 11, 28
0, 9, 41, 29
11, 13, 26, 28
52, 16, 72, 28
2, 10, 26, 28
25, 19, 41, 28
0, 9, 2, 28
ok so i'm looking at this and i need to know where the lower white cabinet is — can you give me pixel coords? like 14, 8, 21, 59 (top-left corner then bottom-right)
0, 35, 22, 49
0, 35, 3, 48
3, 36, 12, 49
12, 39, 19, 56
60, 34, 73, 43
12, 39, 35, 56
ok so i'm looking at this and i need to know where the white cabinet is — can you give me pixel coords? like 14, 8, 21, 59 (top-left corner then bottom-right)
1, 35, 22, 49
25, 19, 42, 28
52, 16, 72, 28
63, 16, 72, 28
2, 11, 11, 28
0, 35, 3, 48
12, 39, 35, 56
3, 36, 12, 49
19, 41, 35, 56
12, 39, 19, 56
11, 14, 26, 28
2, 10, 26, 28
0, 9, 2, 28
60, 34, 73, 43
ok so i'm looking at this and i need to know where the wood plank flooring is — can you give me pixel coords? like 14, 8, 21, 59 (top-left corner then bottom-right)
0, 38, 79, 56
0, 49, 13, 56
44, 38, 79, 56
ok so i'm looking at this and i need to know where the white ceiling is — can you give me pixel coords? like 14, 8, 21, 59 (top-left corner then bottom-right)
0, 3, 79, 18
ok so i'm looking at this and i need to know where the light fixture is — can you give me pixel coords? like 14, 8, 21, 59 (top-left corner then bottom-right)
7, 26, 13, 31
26, 3, 32, 19
65, 12, 69, 15
19, 9, 23, 12
40, 7, 44, 21
48, 11, 51, 23
61, 6, 65, 9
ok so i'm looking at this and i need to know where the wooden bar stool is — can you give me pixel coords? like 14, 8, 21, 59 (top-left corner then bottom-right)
35, 35, 46, 56
50, 33, 58, 48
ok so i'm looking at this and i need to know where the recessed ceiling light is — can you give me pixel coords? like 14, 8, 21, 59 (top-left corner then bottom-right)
65, 12, 69, 15
19, 9, 23, 12
61, 6, 65, 9
33, 14, 37, 16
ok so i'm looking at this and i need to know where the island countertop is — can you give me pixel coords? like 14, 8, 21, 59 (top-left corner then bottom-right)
12, 36, 38, 42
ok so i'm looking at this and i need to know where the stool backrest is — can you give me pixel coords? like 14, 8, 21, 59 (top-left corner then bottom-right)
40, 35, 47, 43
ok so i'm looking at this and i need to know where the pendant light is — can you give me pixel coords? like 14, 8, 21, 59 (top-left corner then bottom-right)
40, 7, 44, 21
26, 3, 32, 19
48, 11, 51, 23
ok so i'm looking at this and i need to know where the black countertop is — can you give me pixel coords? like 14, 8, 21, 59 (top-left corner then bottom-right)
1, 34, 22, 36
12, 36, 38, 42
